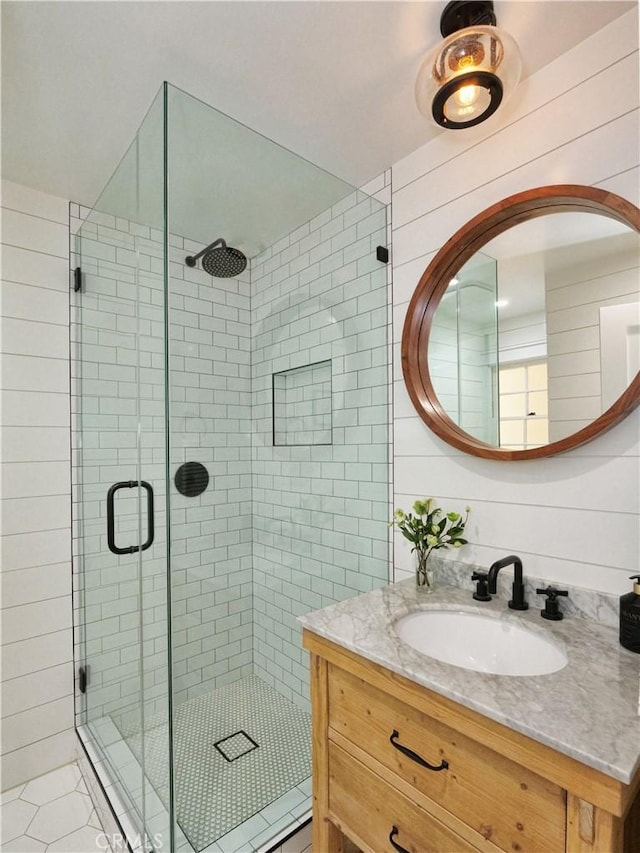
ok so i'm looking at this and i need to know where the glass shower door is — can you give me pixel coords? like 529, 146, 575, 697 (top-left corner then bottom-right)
163, 82, 390, 852
72, 86, 173, 851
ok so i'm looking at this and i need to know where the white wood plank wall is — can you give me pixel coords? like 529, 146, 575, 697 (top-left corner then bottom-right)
0, 180, 76, 789
391, 8, 640, 593
546, 244, 639, 439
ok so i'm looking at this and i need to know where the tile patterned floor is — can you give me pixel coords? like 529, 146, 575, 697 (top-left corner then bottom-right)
0, 758, 313, 853
82, 715, 311, 853
115, 675, 312, 851
0, 763, 112, 853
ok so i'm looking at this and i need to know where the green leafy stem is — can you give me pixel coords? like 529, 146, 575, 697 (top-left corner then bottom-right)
390, 498, 470, 559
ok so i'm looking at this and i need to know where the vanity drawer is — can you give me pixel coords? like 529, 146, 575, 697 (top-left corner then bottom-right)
329, 740, 481, 853
328, 665, 566, 852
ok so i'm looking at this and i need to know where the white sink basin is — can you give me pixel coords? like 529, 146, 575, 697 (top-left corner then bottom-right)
394, 609, 568, 676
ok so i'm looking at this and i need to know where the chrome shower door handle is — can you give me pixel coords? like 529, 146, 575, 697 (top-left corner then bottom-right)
107, 480, 154, 555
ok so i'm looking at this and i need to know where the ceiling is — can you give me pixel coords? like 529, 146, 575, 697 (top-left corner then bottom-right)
2, 1, 634, 216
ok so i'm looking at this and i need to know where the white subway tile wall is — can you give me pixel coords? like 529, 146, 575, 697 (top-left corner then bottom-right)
273, 361, 333, 446
1, 181, 76, 790
392, 7, 640, 593
251, 184, 391, 712
70, 203, 171, 742
70, 207, 254, 736
168, 236, 253, 705
429, 278, 499, 444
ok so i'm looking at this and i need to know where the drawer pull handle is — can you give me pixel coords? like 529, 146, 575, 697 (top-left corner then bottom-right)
390, 729, 449, 771
389, 826, 411, 853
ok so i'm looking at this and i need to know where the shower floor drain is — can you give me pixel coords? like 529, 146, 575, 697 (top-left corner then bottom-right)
214, 730, 259, 762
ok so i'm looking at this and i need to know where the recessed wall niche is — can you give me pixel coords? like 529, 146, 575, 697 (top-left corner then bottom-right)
272, 360, 332, 446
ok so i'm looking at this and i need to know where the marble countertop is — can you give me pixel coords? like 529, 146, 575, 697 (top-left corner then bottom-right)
299, 578, 640, 784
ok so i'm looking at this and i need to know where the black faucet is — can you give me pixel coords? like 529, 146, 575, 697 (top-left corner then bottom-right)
487, 555, 529, 611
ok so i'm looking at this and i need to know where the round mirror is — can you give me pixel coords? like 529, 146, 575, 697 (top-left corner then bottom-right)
402, 185, 640, 460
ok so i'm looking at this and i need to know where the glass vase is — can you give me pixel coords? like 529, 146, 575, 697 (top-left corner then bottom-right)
416, 549, 435, 592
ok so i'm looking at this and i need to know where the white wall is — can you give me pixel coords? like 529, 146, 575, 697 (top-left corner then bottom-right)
0, 180, 76, 789
392, 8, 639, 594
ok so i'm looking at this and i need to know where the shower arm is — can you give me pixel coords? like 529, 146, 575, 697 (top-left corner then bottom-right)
185, 238, 226, 267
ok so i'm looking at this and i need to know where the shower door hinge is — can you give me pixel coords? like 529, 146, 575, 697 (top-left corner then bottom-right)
78, 665, 89, 694
73, 266, 82, 292
376, 245, 389, 264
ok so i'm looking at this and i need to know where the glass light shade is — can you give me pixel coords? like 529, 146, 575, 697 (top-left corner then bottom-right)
416, 25, 522, 129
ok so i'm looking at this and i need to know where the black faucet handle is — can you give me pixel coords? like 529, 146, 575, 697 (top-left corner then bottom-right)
536, 586, 569, 599
471, 571, 491, 602
536, 586, 569, 620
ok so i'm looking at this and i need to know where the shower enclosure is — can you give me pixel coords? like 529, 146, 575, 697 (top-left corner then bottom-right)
428, 251, 499, 444
71, 83, 390, 852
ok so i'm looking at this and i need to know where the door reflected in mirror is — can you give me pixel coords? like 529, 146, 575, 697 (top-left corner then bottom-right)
428, 212, 640, 451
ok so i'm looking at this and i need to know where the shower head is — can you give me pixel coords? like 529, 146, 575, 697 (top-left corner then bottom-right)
185, 238, 247, 278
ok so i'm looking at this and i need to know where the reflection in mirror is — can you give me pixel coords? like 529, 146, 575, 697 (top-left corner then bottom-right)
430, 253, 499, 444
429, 212, 640, 450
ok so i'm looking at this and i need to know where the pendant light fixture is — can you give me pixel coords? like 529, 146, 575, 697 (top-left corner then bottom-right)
415, 0, 521, 130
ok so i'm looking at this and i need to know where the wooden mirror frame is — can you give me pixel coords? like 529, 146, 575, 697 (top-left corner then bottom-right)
401, 185, 640, 460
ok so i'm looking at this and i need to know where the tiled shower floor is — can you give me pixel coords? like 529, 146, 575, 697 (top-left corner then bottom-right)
110, 674, 312, 852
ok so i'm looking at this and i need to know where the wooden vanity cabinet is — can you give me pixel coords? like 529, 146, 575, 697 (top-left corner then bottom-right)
304, 630, 640, 853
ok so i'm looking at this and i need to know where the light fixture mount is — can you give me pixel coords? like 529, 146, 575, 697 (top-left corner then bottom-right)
440, 0, 496, 37
415, 0, 521, 130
